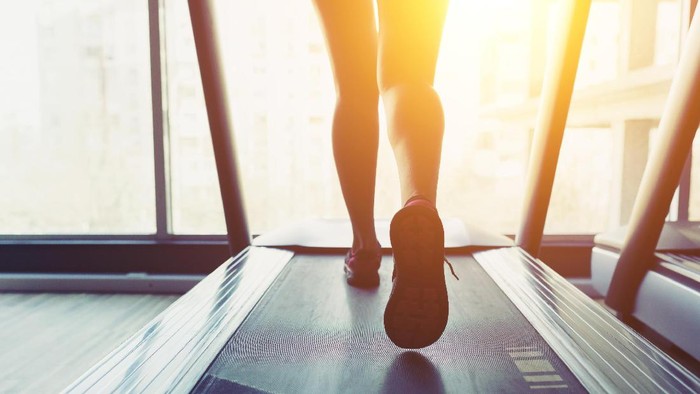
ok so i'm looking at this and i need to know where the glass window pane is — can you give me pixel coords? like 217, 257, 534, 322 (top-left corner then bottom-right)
655, 1, 682, 66
163, 0, 226, 234
165, 0, 526, 235
545, 128, 616, 234
574, 1, 621, 88
545, 0, 678, 233
0, 0, 155, 234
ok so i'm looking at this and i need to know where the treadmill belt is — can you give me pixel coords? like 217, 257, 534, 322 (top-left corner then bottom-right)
194, 254, 585, 393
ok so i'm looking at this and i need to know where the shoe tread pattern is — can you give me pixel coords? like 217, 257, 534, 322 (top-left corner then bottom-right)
384, 205, 448, 349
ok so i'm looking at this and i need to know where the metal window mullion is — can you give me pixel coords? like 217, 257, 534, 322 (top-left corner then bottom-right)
149, 0, 171, 240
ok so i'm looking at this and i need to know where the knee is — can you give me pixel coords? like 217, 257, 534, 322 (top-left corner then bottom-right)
379, 82, 443, 130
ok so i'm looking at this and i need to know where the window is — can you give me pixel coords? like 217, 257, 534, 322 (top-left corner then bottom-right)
161, 0, 693, 236
1, 0, 694, 238
546, 128, 616, 233
0, 0, 154, 234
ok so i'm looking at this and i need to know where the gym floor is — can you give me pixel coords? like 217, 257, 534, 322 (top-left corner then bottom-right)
0, 293, 177, 393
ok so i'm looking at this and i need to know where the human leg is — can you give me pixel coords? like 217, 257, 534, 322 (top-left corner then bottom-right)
312, 0, 381, 286
377, 0, 450, 348
377, 0, 449, 205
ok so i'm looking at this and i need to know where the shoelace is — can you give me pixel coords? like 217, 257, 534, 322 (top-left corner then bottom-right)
444, 257, 459, 280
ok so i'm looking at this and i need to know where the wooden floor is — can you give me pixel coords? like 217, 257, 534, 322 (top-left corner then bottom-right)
0, 292, 178, 393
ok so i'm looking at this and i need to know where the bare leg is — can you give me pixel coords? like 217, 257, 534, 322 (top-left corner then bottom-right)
378, 0, 450, 349
377, 0, 449, 205
312, 0, 380, 253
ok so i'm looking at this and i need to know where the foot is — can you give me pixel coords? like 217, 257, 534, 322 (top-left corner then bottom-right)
344, 246, 382, 288
384, 197, 448, 349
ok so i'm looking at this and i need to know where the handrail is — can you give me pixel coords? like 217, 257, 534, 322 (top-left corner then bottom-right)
189, 0, 251, 255
516, 0, 591, 257
606, 5, 700, 315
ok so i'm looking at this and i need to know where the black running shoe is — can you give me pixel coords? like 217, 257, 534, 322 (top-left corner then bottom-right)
344, 247, 381, 288
384, 198, 449, 348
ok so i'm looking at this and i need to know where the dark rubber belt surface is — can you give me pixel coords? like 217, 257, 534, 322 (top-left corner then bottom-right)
194, 254, 585, 393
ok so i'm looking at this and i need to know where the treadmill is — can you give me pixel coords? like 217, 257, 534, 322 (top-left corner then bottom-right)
63, 0, 700, 392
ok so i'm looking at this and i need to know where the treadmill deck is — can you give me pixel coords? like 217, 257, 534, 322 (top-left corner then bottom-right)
195, 254, 583, 393
64, 247, 699, 393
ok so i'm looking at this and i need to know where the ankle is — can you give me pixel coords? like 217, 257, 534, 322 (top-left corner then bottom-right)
404, 194, 436, 210
351, 239, 381, 255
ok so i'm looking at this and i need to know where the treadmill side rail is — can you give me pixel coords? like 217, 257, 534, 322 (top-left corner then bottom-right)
62, 247, 294, 394
475, 247, 700, 394
592, 247, 700, 361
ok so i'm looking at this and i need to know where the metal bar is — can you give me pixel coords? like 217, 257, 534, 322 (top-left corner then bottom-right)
0, 273, 203, 294
606, 6, 700, 314
515, 0, 591, 256
677, 154, 691, 222
188, 0, 250, 255
149, 0, 170, 239
0, 234, 227, 242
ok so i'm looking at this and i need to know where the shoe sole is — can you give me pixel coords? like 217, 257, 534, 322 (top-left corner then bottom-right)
384, 204, 448, 349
